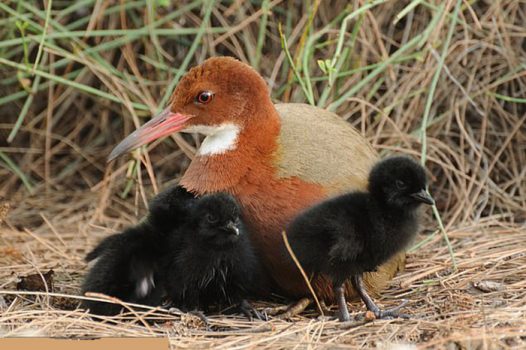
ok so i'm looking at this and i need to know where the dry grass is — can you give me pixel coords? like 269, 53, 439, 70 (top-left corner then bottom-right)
1, 209, 524, 348
1, 0, 525, 348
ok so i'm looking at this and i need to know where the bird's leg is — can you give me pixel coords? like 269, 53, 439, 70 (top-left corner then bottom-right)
333, 282, 351, 322
239, 299, 267, 321
350, 274, 409, 320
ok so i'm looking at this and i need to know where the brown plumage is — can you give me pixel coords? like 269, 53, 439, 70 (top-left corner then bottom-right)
108, 56, 405, 302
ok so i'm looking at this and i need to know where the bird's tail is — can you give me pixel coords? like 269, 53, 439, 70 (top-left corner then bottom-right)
85, 234, 122, 262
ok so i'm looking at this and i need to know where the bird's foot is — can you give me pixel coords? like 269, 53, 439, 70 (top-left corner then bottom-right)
240, 299, 267, 321
370, 299, 410, 320
187, 310, 211, 329
351, 275, 410, 321
264, 297, 311, 320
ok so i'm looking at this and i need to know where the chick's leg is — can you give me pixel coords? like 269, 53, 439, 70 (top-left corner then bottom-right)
351, 274, 409, 319
334, 282, 351, 322
240, 299, 267, 321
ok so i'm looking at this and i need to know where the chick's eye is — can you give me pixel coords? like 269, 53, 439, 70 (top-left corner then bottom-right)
206, 213, 218, 223
396, 180, 407, 190
196, 91, 214, 104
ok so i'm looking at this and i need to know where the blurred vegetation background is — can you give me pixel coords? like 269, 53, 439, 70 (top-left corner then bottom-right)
0, 0, 524, 230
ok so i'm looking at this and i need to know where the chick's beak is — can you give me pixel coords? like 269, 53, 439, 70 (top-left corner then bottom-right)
226, 221, 240, 236
410, 189, 435, 205
107, 107, 192, 162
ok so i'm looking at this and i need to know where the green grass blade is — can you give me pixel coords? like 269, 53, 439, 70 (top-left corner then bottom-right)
394, 0, 425, 24
492, 93, 526, 103
419, 0, 462, 271
32, 0, 52, 73
157, 0, 215, 110
7, 72, 42, 143
0, 58, 149, 111
278, 23, 315, 105
0, 150, 34, 193
253, 0, 270, 69
328, 32, 423, 111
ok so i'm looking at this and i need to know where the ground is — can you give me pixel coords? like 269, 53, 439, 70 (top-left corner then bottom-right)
1, 196, 524, 349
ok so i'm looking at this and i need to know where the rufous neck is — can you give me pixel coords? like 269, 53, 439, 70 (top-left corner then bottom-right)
181, 103, 281, 194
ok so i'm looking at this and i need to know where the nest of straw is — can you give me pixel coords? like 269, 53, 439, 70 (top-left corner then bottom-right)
1, 213, 525, 348
1, 0, 525, 348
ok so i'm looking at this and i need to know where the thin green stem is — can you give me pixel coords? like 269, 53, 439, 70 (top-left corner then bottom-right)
492, 93, 526, 103
0, 151, 34, 193
32, 0, 53, 73
157, 0, 215, 110
278, 23, 315, 105
7, 70, 43, 143
330, 0, 386, 86
394, 0, 425, 24
419, 0, 462, 271
0, 58, 149, 111
328, 32, 423, 111
253, 0, 270, 69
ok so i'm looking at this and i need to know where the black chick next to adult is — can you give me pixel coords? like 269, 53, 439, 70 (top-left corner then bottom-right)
164, 192, 265, 320
81, 186, 264, 320
285, 156, 435, 321
81, 185, 195, 316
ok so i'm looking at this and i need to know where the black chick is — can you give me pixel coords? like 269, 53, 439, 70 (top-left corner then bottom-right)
164, 193, 265, 320
81, 185, 195, 316
285, 156, 434, 321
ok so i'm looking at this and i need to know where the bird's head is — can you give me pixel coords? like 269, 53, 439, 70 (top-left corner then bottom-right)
108, 57, 272, 161
192, 193, 244, 246
147, 185, 196, 228
368, 156, 435, 209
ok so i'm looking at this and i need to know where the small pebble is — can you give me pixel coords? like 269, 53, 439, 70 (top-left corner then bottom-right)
364, 310, 376, 321
473, 280, 505, 293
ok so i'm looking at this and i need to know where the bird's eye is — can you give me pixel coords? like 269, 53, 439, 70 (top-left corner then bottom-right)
196, 91, 214, 104
396, 180, 407, 190
206, 213, 218, 223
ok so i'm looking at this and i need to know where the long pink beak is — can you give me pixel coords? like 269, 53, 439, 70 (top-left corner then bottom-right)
107, 107, 192, 162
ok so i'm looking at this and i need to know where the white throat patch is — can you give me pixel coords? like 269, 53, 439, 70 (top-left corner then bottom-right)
184, 123, 240, 156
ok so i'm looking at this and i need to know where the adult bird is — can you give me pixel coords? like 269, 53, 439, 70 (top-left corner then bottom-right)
108, 57, 405, 303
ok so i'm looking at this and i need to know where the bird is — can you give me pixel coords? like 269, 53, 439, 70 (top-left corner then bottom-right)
107, 56, 406, 304
147, 184, 196, 231
163, 192, 266, 320
283, 156, 435, 321
81, 185, 196, 316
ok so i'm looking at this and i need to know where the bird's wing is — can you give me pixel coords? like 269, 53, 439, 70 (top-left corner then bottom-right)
328, 233, 364, 263
274, 103, 378, 195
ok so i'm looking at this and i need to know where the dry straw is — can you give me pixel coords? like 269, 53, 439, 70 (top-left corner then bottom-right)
1, 0, 525, 348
